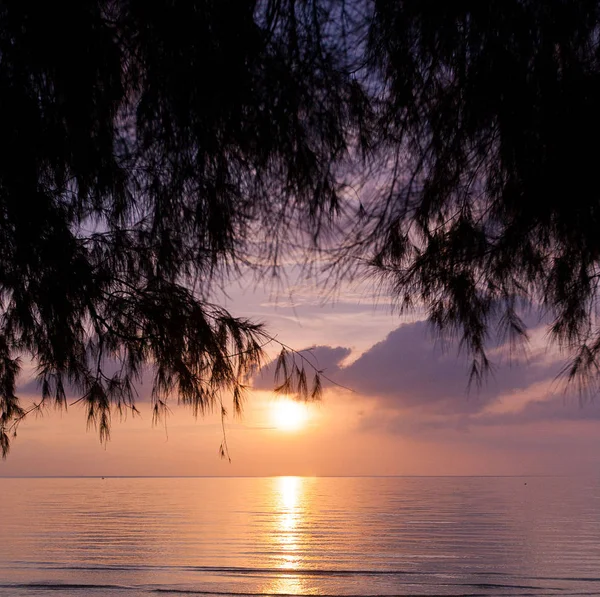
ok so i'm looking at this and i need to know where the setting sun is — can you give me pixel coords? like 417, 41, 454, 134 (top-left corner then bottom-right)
270, 399, 309, 431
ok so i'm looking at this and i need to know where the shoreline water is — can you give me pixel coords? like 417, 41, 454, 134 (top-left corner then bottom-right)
2, 476, 599, 596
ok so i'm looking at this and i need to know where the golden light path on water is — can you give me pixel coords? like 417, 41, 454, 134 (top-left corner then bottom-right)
4, 478, 600, 596
263, 476, 309, 595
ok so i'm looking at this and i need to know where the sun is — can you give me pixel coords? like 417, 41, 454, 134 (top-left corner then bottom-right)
271, 398, 309, 432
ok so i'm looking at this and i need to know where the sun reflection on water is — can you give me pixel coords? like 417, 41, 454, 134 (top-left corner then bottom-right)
278, 476, 301, 569
280, 475, 300, 509
262, 476, 311, 594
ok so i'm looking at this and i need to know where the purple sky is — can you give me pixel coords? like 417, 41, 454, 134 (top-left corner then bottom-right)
2, 277, 600, 477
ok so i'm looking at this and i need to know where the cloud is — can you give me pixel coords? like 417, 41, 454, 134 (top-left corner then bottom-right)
337, 321, 560, 414
357, 393, 600, 438
255, 320, 560, 408
252, 320, 600, 432
17, 360, 156, 401
253, 345, 350, 391
472, 395, 600, 426
23, 318, 589, 432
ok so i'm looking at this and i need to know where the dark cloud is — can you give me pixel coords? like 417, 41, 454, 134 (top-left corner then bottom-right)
338, 321, 559, 413
254, 321, 560, 414
17, 360, 155, 400
26, 318, 583, 429
253, 345, 350, 391
250, 319, 600, 435
338, 321, 600, 431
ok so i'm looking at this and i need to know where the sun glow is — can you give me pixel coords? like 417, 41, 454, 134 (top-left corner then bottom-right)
271, 398, 309, 432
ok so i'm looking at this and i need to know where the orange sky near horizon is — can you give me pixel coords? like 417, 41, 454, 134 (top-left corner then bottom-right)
3, 279, 600, 477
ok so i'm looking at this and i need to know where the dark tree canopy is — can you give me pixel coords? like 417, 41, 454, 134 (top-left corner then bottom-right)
1, 0, 599, 455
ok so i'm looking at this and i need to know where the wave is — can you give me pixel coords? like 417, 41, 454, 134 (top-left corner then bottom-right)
3, 584, 599, 597
4, 564, 600, 597
150, 590, 598, 597
9, 561, 600, 584
0, 583, 131, 592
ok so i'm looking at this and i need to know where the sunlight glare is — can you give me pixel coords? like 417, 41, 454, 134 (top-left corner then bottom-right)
271, 399, 309, 431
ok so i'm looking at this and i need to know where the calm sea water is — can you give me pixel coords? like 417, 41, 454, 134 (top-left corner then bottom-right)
1, 476, 600, 596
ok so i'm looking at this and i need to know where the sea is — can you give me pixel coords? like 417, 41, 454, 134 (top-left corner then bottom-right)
1, 476, 600, 596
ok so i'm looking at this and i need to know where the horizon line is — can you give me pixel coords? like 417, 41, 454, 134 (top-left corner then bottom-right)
0, 474, 580, 479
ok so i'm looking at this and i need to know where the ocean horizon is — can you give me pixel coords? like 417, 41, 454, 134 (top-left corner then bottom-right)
0, 474, 573, 478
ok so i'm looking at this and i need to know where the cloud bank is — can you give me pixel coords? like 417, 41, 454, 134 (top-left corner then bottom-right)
254, 320, 600, 431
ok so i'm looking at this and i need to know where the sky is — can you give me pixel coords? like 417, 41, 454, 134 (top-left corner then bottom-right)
2, 275, 600, 477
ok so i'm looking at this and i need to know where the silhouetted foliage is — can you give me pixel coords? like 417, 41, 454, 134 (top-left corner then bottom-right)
2, 0, 600, 455
344, 0, 600, 391
0, 0, 351, 455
